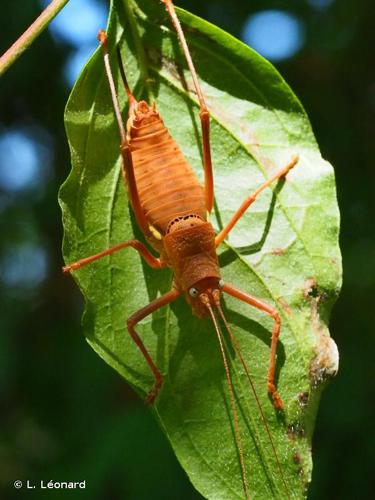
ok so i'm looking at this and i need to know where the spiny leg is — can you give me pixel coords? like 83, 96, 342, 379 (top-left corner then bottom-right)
63, 240, 165, 273
215, 156, 299, 246
127, 287, 181, 404
223, 283, 284, 410
98, 30, 151, 238
160, 0, 214, 213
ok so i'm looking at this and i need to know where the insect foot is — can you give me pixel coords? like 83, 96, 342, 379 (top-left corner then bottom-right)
145, 378, 163, 405
62, 263, 80, 273
268, 382, 284, 410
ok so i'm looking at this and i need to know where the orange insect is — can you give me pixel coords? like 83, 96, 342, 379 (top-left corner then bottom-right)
63, 1, 298, 497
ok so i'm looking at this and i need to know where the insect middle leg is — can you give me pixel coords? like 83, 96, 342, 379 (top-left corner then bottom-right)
160, 0, 214, 213
63, 240, 165, 273
223, 283, 283, 409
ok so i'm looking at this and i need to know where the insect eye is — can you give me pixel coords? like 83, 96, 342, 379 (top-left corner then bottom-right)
189, 287, 199, 298
219, 279, 225, 288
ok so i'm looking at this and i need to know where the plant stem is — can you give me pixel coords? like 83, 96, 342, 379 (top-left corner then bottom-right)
0, 0, 70, 77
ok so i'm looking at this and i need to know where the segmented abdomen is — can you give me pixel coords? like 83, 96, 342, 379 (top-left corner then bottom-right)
129, 113, 206, 234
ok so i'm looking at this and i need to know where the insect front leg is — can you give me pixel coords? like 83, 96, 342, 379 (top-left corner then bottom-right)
127, 287, 181, 404
160, 0, 214, 213
222, 283, 283, 410
215, 156, 299, 246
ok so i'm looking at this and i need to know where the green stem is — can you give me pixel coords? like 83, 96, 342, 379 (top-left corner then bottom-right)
0, 0, 70, 77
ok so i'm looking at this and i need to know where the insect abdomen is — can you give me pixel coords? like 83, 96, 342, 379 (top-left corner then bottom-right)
129, 105, 206, 234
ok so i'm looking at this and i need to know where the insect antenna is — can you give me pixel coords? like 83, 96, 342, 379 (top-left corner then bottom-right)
98, 30, 126, 143
215, 302, 291, 499
204, 301, 250, 500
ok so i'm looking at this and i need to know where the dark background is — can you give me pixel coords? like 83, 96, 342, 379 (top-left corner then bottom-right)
0, 0, 373, 499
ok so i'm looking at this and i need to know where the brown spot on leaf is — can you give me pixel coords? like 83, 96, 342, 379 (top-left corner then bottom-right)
287, 423, 305, 441
272, 247, 286, 256
303, 278, 339, 386
303, 278, 319, 299
292, 451, 306, 483
293, 452, 302, 465
298, 392, 309, 408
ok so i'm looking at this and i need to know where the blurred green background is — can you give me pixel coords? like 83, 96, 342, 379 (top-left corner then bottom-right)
0, 0, 373, 499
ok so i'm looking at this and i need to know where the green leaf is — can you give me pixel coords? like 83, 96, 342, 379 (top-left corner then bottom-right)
59, 0, 341, 498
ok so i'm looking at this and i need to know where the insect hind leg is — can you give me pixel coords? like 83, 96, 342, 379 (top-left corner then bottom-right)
222, 282, 284, 410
